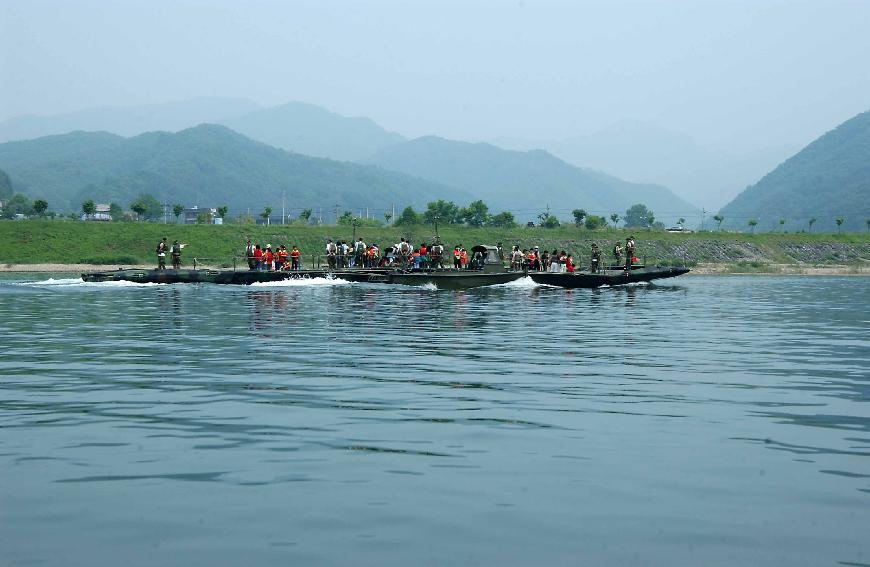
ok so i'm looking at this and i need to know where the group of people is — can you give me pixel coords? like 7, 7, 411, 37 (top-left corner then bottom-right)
157, 234, 638, 274
325, 238, 383, 269
244, 240, 301, 271
155, 237, 186, 270
510, 246, 577, 273
508, 236, 638, 274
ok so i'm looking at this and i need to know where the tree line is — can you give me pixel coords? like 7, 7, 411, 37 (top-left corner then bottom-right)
5, 189, 870, 234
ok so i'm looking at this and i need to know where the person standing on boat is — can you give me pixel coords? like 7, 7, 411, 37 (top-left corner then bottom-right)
156, 237, 168, 270
245, 239, 255, 270
290, 245, 301, 270
566, 254, 576, 273
432, 241, 445, 269
170, 240, 185, 270
459, 246, 468, 269
326, 239, 337, 269
398, 238, 412, 268
262, 245, 274, 271
613, 242, 622, 268
625, 236, 636, 270
353, 238, 366, 268
253, 244, 263, 271
590, 243, 602, 273
275, 245, 288, 270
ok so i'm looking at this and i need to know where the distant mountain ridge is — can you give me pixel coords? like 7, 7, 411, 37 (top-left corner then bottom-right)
492, 120, 800, 211
218, 102, 407, 162
0, 98, 261, 142
720, 110, 870, 232
367, 136, 699, 224
0, 125, 464, 217
0, 98, 407, 164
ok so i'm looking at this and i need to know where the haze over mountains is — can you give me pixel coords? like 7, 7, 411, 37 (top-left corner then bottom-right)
218, 102, 407, 162
0, 98, 868, 230
493, 121, 800, 211
0, 98, 260, 143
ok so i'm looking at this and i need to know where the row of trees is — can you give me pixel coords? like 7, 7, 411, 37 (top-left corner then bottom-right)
712, 214, 864, 234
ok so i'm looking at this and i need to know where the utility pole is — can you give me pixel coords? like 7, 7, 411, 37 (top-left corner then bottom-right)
701, 208, 706, 231
282, 190, 286, 225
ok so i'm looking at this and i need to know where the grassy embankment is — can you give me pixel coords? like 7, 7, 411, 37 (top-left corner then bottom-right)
1, 220, 869, 272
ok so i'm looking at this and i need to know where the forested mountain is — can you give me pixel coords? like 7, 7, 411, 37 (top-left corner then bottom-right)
720, 110, 870, 232
0, 125, 463, 217
218, 102, 407, 162
367, 136, 699, 224
0, 98, 260, 143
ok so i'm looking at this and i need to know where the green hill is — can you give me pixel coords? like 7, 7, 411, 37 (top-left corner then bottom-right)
720, 110, 870, 232
366, 136, 699, 225
0, 125, 464, 217
219, 101, 407, 162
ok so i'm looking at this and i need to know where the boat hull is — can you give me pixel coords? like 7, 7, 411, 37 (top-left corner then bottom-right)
381, 270, 524, 290
529, 267, 690, 288
81, 268, 332, 284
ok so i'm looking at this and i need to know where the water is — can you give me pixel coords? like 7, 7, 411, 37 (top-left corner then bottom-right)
1, 274, 868, 566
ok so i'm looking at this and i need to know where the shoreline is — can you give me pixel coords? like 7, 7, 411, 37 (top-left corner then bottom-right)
2, 262, 869, 276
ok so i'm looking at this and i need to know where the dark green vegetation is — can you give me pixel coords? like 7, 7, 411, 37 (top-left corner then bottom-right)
365, 136, 699, 224
2, 220, 868, 269
0, 168, 12, 200
218, 102, 407, 162
721, 110, 870, 232
0, 125, 462, 215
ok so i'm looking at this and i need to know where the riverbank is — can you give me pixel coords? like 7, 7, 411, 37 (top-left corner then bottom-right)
2, 219, 869, 271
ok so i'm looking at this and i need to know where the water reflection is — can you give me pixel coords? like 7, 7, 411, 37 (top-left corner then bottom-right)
0, 275, 868, 566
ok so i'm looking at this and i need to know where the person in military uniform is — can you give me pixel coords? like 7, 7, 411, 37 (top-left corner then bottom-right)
245, 239, 255, 270
156, 237, 168, 270
625, 236, 636, 270
170, 240, 186, 270
590, 243, 602, 273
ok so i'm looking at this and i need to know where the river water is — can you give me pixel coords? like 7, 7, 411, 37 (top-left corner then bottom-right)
0, 274, 868, 566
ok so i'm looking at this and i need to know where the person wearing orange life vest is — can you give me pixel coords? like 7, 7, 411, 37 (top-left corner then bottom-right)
453, 246, 461, 269
275, 245, 288, 270
527, 249, 537, 272
262, 245, 274, 271
253, 244, 263, 270
459, 247, 468, 269
290, 245, 301, 270
566, 254, 576, 273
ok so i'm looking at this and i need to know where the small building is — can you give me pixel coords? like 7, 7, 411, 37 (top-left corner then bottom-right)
81, 203, 112, 221
182, 206, 218, 224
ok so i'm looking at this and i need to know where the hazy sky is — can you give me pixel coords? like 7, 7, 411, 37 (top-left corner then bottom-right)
2, 0, 869, 152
